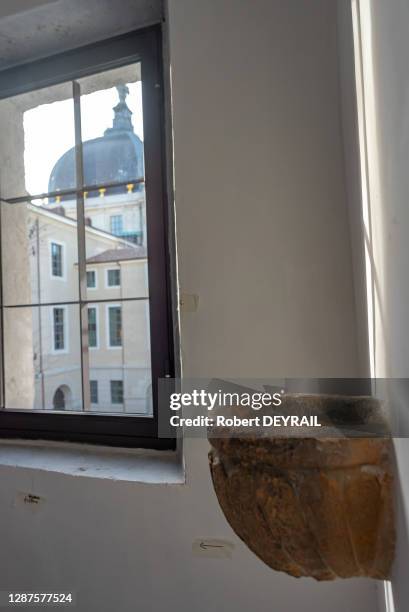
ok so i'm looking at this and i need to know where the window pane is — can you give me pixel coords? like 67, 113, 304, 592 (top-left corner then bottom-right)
88, 300, 152, 414
0, 81, 80, 306
3, 304, 82, 410
79, 63, 144, 190
1, 199, 79, 306
0, 81, 75, 200
78, 63, 149, 302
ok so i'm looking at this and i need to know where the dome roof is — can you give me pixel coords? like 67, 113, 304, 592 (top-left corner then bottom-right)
48, 85, 144, 199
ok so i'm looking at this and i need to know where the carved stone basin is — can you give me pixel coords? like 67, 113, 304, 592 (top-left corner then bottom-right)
208, 394, 395, 580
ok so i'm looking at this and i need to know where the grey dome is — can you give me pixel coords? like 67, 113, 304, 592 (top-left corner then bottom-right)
48, 85, 144, 199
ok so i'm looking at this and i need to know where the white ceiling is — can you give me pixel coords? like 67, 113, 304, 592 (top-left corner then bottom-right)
0, 0, 162, 70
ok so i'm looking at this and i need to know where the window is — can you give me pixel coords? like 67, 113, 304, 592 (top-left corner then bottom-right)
86, 270, 96, 289
107, 269, 121, 287
110, 215, 123, 235
90, 380, 98, 404
111, 380, 123, 404
51, 242, 63, 278
108, 305, 122, 347
0, 27, 174, 449
88, 307, 98, 348
53, 307, 65, 351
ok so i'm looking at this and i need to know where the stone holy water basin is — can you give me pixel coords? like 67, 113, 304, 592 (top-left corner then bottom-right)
208, 394, 395, 580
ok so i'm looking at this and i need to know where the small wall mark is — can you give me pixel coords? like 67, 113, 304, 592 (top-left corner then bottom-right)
13, 491, 45, 514
192, 539, 234, 559
24, 493, 41, 504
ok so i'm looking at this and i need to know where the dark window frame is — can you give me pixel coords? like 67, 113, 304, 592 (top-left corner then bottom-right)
0, 26, 175, 449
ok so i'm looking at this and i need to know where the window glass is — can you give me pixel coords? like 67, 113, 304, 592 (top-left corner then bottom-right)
107, 269, 120, 287
81, 64, 149, 302
0, 80, 75, 200
51, 242, 63, 278
86, 270, 96, 288
88, 300, 152, 414
108, 305, 122, 347
88, 307, 97, 348
3, 304, 82, 410
53, 307, 65, 350
110, 380, 123, 404
90, 380, 98, 404
0, 80, 79, 307
110, 215, 123, 235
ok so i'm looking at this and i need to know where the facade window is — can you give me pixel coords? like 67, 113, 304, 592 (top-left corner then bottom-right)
108, 305, 122, 347
51, 242, 63, 277
111, 380, 123, 404
110, 215, 123, 235
90, 380, 98, 404
107, 269, 121, 287
0, 28, 174, 448
53, 307, 65, 351
88, 307, 98, 348
86, 270, 96, 288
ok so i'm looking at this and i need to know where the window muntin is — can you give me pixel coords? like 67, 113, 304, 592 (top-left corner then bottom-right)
110, 380, 123, 404
53, 307, 66, 351
107, 269, 120, 287
51, 242, 63, 278
0, 28, 174, 447
90, 380, 98, 404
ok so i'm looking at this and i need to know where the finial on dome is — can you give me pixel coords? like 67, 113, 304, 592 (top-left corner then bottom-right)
117, 84, 129, 105
105, 84, 134, 135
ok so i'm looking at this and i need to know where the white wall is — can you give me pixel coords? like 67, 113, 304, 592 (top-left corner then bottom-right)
170, 0, 362, 380
0, 1, 380, 611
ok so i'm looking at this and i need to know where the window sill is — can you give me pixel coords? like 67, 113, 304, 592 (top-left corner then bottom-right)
0, 439, 185, 484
